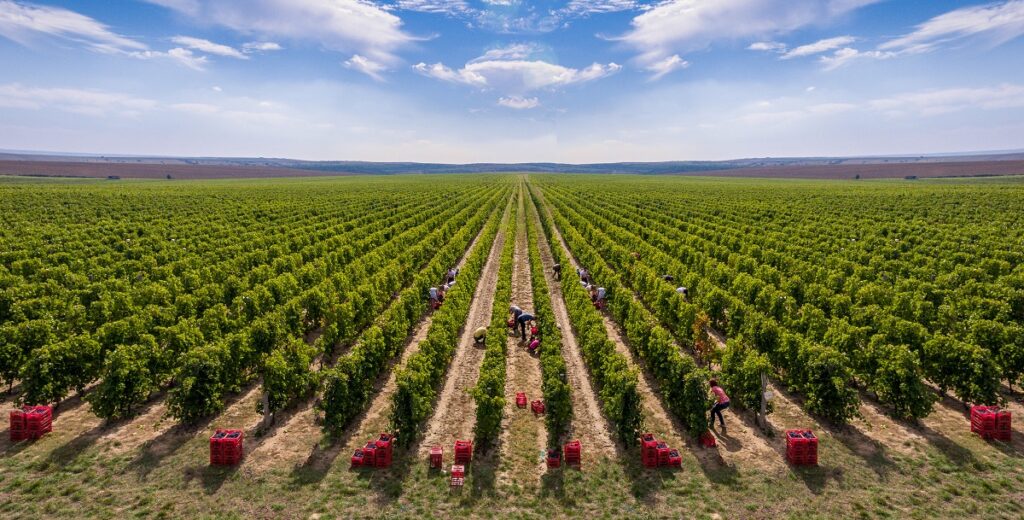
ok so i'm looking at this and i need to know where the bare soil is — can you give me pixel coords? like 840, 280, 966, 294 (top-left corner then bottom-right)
417, 219, 508, 460
496, 199, 546, 488
527, 198, 617, 462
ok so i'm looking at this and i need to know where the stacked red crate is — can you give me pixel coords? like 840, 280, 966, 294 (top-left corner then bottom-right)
429, 446, 443, 469
9, 409, 27, 442
375, 433, 394, 468
564, 440, 581, 468
209, 429, 244, 466
24, 406, 52, 439
640, 433, 659, 468
656, 442, 672, 467
971, 406, 1012, 441
454, 440, 473, 464
785, 430, 818, 466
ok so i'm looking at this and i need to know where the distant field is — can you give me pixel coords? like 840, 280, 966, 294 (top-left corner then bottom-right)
2, 156, 1024, 180
1, 174, 1022, 519
675, 160, 1024, 179
0, 160, 344, 180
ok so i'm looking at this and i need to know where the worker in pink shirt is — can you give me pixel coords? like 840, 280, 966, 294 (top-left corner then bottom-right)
709, 379, 730, 431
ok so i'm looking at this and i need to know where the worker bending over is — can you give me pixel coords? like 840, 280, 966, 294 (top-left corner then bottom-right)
473, 326, 487, 346
516, 311, 535, 341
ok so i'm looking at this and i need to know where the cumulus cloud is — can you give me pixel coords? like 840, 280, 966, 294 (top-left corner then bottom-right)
415, 43, 620, 93
0, 0, 146, 53
415, 59, 620, 91
646, 54, 688, 80
620, 0, 880, 74
497, 95, 539, 109
344, 54, 388, 81
171, 36, 247, 58
880, 0, 1024, 55
144, 0, 413, 64
782, 36, 855, 58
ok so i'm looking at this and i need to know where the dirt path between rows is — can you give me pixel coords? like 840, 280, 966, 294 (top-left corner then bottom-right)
497, 195, 546, 489
246, 218, 495, 475
417, 217, 508, 461
527, 196, 617, 464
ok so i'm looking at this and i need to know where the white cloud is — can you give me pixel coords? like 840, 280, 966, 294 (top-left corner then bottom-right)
171, 36, 247, 59
416, 59, 620, 92
242, 41, 282, 53
497, 96, 539, 109
0, 0, 146, 53
782, 35, 855, 58
880, 0, 1024, 55
646, 54, 688, 80
473, 43, 541, 62
562, 0, 641, 15
344, 54, 388, 81
130, 47, 209, 70
621, 0, 881, 69
413, 62, 488, 87
0, 83, 156, 115
748, 41, 786, 52
393, 0, 470, 15
144, 0, 413, 64
819, 47, 892, 70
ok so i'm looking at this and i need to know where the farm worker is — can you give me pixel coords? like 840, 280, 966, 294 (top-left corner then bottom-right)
517, 312, 535, 341
589, 285, 599, 303
708, 379, 731, 431
596, 287, 606, 302
436, 286, 446, 302
447, 267, 459, 284
429, 287, 440, 303
662, 274, 675, 282
527, 337, 540, 355
473, 327, 487, 346
553, 263, 562, 280
676, 287, 688, 300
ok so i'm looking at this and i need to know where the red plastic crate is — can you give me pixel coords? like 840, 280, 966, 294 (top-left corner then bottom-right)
531, 400, 545, 416
656, 442, 671, 467
971, 406, 1012, 441
429, 446, 443, 469
700, 431, 716, 448
667, 449, 682, 468
374, 433, 393, 468
640, 433, 659, 468
515, 392, 527, 408
10, 409, 27, 442
351, 449, 366, 467
451, 464, 465, 478
454, 440, 473, 464
546, 448, 561, 468
209, 429, 244, 466
564, 440, 581, 467
785, 430, 818, 466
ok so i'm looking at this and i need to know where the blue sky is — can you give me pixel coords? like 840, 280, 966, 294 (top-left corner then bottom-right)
1, 0, 1023, 162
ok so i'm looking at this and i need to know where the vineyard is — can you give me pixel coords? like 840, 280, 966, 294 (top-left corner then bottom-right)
1, 174, 1023, 519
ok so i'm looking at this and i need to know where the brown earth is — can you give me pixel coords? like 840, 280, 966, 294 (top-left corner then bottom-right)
675, 160, 1024, 179
0, 160, 342, 180
496, 194, 547, 488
